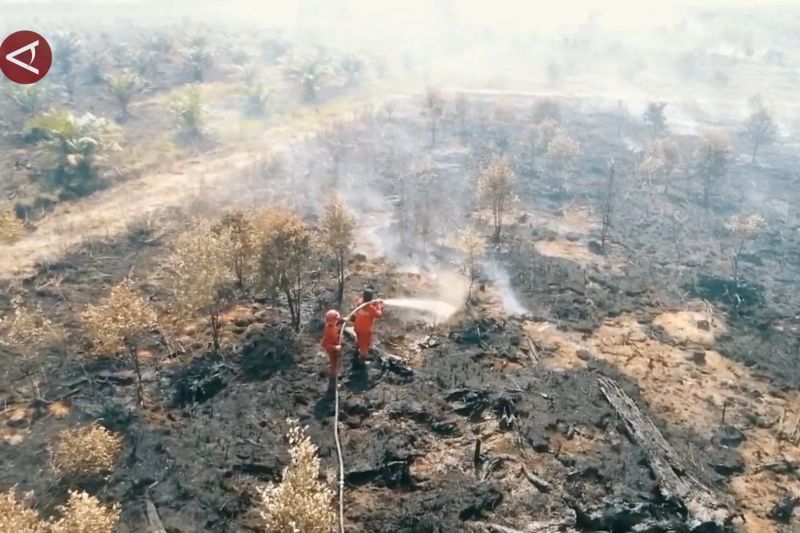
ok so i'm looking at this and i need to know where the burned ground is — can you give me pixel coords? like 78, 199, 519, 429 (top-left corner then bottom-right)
2, 88, 800, 533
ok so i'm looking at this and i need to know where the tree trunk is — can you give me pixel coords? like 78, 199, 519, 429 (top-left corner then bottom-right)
733, 243, 744, 281
336, 258, 345, 306
286, 290, 301, 332
128, 343, 144, 406
209, 310, 221, 356
751, 141, 759, 164
600, 165, 615, 254
492, 201, 502, 243
492, 217, 501, 243
431, 120, 437, 147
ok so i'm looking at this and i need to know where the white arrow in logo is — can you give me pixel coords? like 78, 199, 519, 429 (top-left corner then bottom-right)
5, 40, 40, 75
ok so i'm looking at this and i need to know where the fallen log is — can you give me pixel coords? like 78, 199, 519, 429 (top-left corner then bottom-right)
597, 375, 732, 529
524, 336, 540, 365
753, 458, 797, 475
521, 465, 552, 493
144, 482, 166, 533
471, 520, 569, 533
145, 497, 166, 533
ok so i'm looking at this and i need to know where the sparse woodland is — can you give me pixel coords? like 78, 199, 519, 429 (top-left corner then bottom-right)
1, 8, 800, 533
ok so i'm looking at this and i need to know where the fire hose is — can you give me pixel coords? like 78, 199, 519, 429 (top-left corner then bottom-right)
333, 298, 383, 533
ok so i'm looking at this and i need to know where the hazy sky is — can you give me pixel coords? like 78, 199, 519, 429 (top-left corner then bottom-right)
1, 0, 793, 32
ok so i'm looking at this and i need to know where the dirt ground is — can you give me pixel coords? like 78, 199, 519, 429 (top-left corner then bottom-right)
2, 83, 800, 533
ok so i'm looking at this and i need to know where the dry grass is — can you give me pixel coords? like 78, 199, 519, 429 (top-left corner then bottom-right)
0, 202, 26, 244
258, 419, 336, 533
0, 488, 46, 532
0, 296, 56, 348
652, 309, 726, 348
49, 491, 120, 533
52, 425, 123, 478
0, 488, 119, 533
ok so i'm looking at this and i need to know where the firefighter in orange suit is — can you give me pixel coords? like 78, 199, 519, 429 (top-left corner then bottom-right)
352, 288, 383, 363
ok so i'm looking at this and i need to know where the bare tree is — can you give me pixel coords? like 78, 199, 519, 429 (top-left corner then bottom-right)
411, 163, 437, 245
82, 280, 157, 405
597, 163, 616, 254
458, 228, 486, 302
453, 93, 470, 139
742, 105, 777, 163
532, 119, 560, 156
321, 198, 356, 305
640, 136, 680, 193
258, 212, 317, 332
694, 132, 731, 208
545, 132, 580, 193
643, 102, 668, 138
423, 87, 445, 147
724, 214, 765, 281
477, 156, 516, 242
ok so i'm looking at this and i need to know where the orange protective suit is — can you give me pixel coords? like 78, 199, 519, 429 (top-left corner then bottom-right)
353, 299, 383, 358
321, 320, 342, 377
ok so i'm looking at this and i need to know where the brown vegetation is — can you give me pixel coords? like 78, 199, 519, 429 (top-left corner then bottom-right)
258, 211, 317, 332
321, 198, 356, 305
258, 420, 335, 533
724, 213, 765, 280
477, 156, 516, 242
168, 220, 235, 354
0, 488, 119, 533
0, 296, 56, 349
458, 228, 487, 301
52, 425, 123, 478
694, 131, 731, 208
0, 488, 45, 532
0, 203, 26, 244
49, 491, 121, 533
82, 279, 158, 405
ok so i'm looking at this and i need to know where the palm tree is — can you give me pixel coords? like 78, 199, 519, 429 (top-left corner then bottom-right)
105, 71, 143, 120
4, 85, 46, 116
28, 111, 120, 197
52, 32, 83, 101
245, 81, 270, 117
284, 51, 335, 104
168, 87, 207, 140
185, 46, 213, 82
339, 54, 364, 86
84, 50, 108, 84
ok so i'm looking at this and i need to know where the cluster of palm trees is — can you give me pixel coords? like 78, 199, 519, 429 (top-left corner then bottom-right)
2, 28, 374, 200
